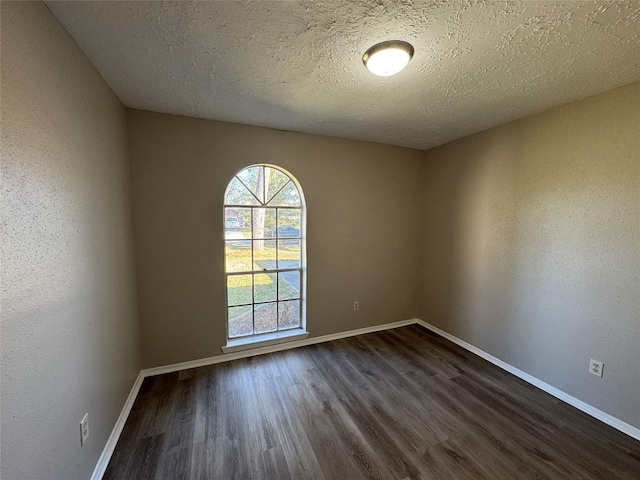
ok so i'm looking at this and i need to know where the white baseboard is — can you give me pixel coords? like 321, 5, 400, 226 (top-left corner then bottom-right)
91, 318, 417, 478
91, 371, 145, 480
92, 317, 639, 478
414, 319, 640, 442
142, 318, 418, 378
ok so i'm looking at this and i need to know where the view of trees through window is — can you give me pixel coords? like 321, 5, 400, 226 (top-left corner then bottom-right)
224, 165, 304, 339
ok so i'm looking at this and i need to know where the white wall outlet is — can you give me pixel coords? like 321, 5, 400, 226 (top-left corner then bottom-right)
589, 359, 604, 378
80, 413, 89, 446
353, 301, 359, 311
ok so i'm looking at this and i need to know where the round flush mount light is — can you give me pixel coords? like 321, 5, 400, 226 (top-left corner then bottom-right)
363, 40, 414, 77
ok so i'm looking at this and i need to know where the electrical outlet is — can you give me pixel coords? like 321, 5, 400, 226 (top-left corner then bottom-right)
80, 414, 89, 446
353, 301, 359, 311
589, 359, 604, 378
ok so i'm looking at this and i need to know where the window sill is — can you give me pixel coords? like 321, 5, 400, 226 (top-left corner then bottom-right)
222, 329, 309, 354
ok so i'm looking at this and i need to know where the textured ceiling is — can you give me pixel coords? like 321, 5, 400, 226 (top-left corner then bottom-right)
46, 1, 640, 150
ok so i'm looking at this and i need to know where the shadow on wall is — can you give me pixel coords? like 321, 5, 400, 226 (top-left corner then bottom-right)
420, 89, 640, 429
421, 127, 522, 360
418, 120, 620, 369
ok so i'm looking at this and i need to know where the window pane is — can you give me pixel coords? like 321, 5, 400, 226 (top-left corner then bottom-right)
228, 305, 253, 338
268, 181, 301, 206
224, 177, 259, 205
240, 209, 253, 237
252, 208, 276, 239
236, 166, 264, 203
225, 207, 251, 239
278, 271, 300, 300
227, 274, 252, 306
253, 240, 276, 270
254, 273, 276, 303
265, 169, 291, 204
278, 300, 300, 330
277, 209, 300, 238
254, 302, 277, 334
278, 240, 300, 268
225, 240, 252, 272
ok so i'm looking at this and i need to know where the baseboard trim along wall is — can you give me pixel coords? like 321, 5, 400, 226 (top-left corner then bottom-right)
92, 317, 639, 479
143, 318, 417, 377
415, 319, 640, 443
91, 371, 145, 480
90, 318, 416, 479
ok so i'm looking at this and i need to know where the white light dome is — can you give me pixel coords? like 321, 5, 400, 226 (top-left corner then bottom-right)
363, 40, 414, 77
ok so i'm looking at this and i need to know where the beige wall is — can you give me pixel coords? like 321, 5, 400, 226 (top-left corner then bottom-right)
2, 5, 637, 478
1, 3, 141, 479
127, 110, 423, 368
420, 82, 640, 429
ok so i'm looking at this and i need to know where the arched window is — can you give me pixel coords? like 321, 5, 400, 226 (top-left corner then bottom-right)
223, 165, 307, 350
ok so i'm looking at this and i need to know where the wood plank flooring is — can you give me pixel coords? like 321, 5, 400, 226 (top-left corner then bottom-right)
104, 325, 640, 479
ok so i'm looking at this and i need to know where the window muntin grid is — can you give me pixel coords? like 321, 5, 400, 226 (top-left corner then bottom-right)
224, 165, 304, 339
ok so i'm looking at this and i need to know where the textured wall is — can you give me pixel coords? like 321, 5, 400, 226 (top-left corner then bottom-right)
420, 82, 640, 429
127, 110, 422, 368
1, 3, 141, 479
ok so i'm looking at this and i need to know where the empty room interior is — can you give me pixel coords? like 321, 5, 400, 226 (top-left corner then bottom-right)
2, 1, 639, 479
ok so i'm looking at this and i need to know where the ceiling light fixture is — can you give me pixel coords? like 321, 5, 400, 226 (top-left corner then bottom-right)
363, 40, 414, 77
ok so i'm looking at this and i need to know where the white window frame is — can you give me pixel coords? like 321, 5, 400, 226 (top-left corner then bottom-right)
222, 164, 307, 353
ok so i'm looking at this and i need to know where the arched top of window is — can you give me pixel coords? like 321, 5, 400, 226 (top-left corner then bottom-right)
224, 165, 303, 207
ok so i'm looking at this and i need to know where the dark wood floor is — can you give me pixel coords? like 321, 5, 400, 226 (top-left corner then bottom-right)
104, 325, 640, 479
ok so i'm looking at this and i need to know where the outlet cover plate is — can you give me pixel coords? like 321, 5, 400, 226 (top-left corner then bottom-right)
80, 413, 89, 446
589, 359, 604, 378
